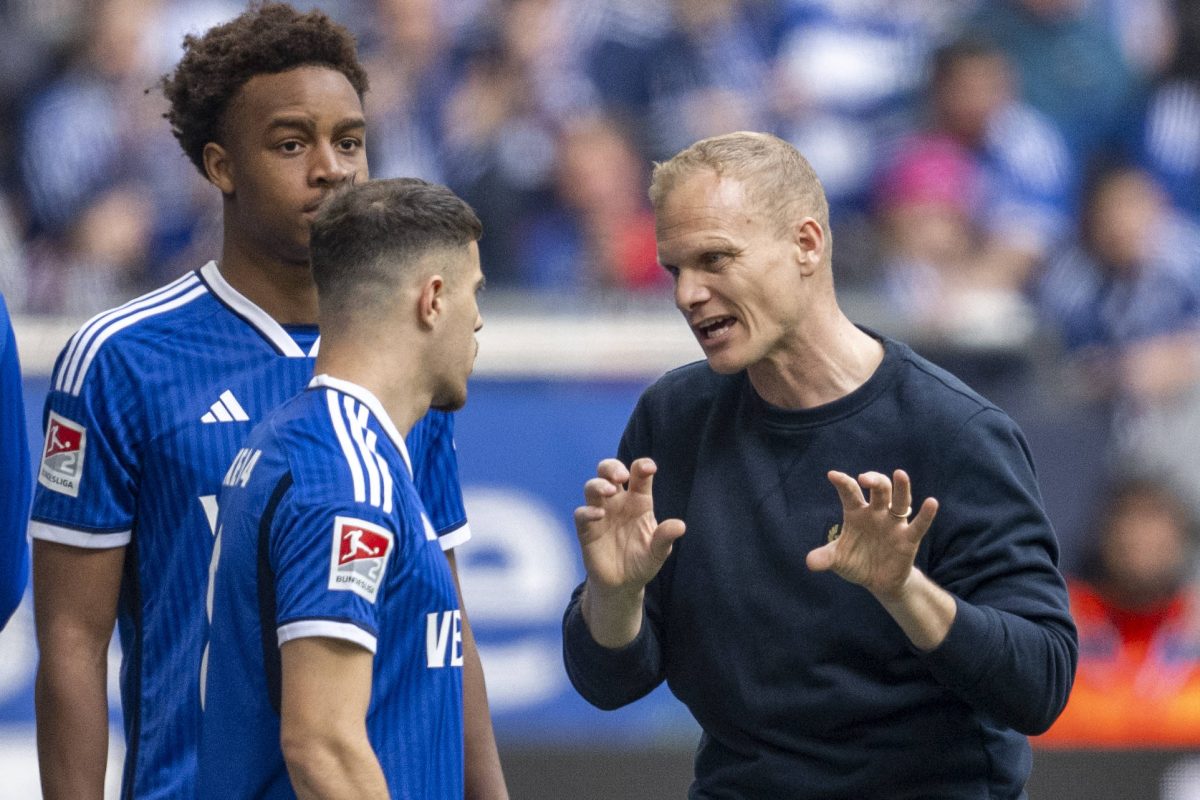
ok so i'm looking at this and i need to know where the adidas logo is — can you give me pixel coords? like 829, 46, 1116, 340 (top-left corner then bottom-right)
201, 390, 250, 424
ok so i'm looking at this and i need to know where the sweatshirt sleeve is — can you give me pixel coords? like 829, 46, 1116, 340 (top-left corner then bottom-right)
918, 407, 1078, 735
562, 583, 666, 710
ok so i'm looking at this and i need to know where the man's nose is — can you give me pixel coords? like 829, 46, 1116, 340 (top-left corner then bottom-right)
312, 143, 352, 186
674, 269, 710, 312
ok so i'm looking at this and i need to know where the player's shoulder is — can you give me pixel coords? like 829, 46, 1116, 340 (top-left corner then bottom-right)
49, 267, 218, 396
278, 381, 410, 498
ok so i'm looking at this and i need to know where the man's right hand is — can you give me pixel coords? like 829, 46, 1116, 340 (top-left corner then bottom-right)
573, 458, 684, 648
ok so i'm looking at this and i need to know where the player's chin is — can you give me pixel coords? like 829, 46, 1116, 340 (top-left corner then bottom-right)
430, 384, 468, 412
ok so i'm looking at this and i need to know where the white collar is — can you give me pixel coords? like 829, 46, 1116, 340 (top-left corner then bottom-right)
307, 373, 413, 476
199, 261, 321, 357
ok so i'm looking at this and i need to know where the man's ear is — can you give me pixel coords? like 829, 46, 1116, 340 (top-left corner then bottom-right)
793, 217, 825, 277
203, 142, 235, 195
417, 275, 445, 331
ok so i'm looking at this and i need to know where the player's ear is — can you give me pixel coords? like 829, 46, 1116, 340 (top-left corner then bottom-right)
204, 142, 235, 194
417, 275, 445, 331
793, 217, 824, 276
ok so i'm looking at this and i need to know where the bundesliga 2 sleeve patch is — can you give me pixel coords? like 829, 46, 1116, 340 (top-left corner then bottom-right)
39, 411, 87, 497
328, 516, 394, 603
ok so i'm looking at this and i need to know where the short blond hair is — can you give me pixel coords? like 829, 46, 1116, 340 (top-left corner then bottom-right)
649, 131, 830, 239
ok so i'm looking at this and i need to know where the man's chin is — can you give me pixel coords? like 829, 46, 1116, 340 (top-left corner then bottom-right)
704, 351, 748, 375
430, 391, 467, 412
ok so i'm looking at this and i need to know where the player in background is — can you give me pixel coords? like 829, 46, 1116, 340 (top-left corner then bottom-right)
200, 177, 483, 799
0, 292, 30, 629
30, 5, 506, 798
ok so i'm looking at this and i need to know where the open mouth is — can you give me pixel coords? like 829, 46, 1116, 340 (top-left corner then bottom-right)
694, 316, 736, 343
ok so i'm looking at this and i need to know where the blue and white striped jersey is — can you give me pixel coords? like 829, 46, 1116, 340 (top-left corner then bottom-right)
29, 262, 468, 799
198, 375, 463, 799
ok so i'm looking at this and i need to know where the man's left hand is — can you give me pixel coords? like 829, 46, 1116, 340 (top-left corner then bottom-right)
806, 469, 939, 601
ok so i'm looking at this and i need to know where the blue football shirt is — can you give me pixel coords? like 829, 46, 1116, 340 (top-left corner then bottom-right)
198, 375, 463, 799
0, 293, 30, 628
29, 262, 469, 799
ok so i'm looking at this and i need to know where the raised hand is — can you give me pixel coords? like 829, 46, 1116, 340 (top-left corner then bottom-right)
574, 458, 686, 594
806, 469, 939, 600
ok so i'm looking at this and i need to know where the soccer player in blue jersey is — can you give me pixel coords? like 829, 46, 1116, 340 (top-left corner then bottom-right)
564, 132, 1076, 798
0, 292, 30, 630
200, 177, 483, 799
30, 5, 505, 799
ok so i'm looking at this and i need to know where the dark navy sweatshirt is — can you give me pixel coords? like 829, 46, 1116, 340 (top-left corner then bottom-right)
563, 334, 1077, 799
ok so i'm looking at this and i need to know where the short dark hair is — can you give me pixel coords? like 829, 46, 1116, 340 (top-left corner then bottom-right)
310, 178, 482, 314
161, 2, 369, 176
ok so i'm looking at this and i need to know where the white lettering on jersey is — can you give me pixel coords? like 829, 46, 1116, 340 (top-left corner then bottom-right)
425, 609, 464, 668
328, 516, 394, 603
222, 448, 262, 488
38, 411, 86, 497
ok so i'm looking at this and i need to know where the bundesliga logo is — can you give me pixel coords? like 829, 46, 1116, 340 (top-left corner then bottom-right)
328, 516, 393, 603
39, 411, 86, 497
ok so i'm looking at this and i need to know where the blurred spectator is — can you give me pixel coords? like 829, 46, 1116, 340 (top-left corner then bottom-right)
873, 135, 988, 331
873, 36, 1072, 335
362, 0, 454, 183
1038, 477, 1200, 747
969, 0, 1139, 170
440, 0, 574, 286
770, 0, 980, 213
1033, 164, 1200, 509
1101, 0, 1176, 80
0, 0, 92, 191
518, 114, 667, 293
17, 0, 217, 314
924, 35, 1074, 264
1130, 0, 1200, 220
588, 0, 772, 163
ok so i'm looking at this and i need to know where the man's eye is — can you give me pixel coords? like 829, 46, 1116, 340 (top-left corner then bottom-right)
279, 141, 302, 154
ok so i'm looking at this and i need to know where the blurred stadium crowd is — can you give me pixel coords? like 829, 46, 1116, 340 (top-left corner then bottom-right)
6, 0, 1200, 747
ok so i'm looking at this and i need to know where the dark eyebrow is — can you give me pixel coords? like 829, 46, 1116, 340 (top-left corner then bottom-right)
264, 116, 316, 135
264, 116, 366, 136
332, 117, 367, 136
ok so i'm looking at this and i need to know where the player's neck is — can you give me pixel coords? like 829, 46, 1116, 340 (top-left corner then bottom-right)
314, 339, 432, 437
217, 243, 319, 325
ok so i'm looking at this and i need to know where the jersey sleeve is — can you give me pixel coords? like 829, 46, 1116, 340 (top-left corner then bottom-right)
29, 342, 140, 548
271, 491, 403, 655
0, 296, 30, 626
408, 410, 469, 551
